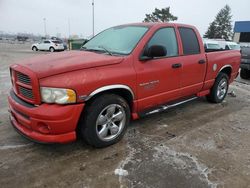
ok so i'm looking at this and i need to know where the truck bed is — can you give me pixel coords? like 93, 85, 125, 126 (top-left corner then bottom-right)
205, 50, 241, 83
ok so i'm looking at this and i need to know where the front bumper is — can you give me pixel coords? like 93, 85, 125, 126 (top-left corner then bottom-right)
8, 90, 84, 144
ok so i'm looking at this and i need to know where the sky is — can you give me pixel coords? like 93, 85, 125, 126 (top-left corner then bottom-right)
0, 0, 250, 38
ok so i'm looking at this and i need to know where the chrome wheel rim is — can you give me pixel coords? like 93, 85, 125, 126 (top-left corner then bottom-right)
96, 104, 126, 141
217, 78, 228, 100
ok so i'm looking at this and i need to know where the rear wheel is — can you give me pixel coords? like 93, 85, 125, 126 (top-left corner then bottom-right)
32, 46, 38, 51
79, 94, 130, 148
49, 47, 55, 52
207, 72, 229, 103
240, 68, 250, 79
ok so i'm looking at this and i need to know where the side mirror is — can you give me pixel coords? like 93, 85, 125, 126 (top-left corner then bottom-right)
140, 45, 167, 61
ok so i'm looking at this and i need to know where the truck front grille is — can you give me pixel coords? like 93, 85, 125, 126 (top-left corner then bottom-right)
11, 69, 36, 104
19, 86, 34, 99
16, 72, 31, 85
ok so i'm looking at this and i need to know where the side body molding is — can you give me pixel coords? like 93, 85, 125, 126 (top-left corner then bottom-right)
84, 85, 135, 101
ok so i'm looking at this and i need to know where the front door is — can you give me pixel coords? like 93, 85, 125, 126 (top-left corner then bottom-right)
43, 40, 51, 50
134, 27, 183, 112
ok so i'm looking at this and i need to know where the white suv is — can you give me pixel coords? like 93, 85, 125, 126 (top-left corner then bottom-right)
32, 40, 65, 52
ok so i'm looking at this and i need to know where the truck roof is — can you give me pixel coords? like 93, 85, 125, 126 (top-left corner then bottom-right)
118, 22, 195, 29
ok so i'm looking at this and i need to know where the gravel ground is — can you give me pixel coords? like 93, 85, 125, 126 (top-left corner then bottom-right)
0, 43, 250, 188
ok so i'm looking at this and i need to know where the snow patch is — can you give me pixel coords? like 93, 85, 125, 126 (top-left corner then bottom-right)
153, 145, 218, 188
192, 139, 216, 150
114, 143, 136, 186
114, 168, 128, 176
0, 143, 33, 150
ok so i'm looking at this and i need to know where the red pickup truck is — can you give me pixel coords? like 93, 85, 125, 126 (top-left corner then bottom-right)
8, 23, 240, 147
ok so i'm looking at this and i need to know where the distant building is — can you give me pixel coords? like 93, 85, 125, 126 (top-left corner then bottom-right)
233, 21, 250, 44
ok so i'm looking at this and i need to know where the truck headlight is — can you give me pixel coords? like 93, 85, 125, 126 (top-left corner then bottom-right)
40, 87, 76, 104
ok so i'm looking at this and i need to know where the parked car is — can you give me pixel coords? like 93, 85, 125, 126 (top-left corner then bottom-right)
31, 40, 64, 52
8, 23, 241, 148
225, 42, 241, 50
51, 37, 68, 50
203, 40, 222, 52
240, 46, 250, 79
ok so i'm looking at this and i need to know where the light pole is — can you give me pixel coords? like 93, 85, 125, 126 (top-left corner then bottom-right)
56, 27, 59, 37
43, 18, 47, 37
68, 18, 71, 39
92, 0, 95, 37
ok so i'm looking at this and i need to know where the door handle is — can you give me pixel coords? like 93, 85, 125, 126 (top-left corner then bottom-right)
172, 63, 182, 69
198, 59, 206, 64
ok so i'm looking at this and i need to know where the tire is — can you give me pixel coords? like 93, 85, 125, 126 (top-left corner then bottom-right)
207, 72, 229, 103
240, 68, 250, 79
32, 46, 38, 51
49, 47, 55, 52
79, 94, 130, 148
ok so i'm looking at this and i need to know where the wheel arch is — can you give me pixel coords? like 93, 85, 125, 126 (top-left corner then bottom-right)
85, 85, 135, 109
218, 65, 232, 79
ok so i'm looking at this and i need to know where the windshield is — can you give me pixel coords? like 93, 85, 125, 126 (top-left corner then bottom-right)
83, 26, 149, 55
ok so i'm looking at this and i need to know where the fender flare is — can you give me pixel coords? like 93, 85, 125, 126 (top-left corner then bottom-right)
83, 84, 135, 101
217, 64, 232, 77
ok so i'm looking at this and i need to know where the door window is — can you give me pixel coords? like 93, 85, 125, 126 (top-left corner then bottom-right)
178, 27, 200, 55
146, 27, 178, 57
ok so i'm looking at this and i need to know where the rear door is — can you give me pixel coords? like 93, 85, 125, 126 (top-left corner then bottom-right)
177, 27, 207, 97
135, 27, 183, 111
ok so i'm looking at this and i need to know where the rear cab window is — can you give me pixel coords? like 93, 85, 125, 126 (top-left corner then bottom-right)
178, 27, 200, 55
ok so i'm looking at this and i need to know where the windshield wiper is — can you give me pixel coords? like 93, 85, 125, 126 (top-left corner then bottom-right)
98, 46, 113, 56
80, 47, 100, 52
81, 46, 113, 56
80, 46, 87, 50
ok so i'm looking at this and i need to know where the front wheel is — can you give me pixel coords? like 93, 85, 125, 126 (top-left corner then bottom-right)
207, 72, 229, 103
80, 94, 130, 148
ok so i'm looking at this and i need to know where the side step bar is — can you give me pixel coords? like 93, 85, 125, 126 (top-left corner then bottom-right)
140, 97, 198, 117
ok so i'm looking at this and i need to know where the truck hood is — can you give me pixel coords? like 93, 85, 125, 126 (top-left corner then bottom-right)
17, 51, 124, 78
